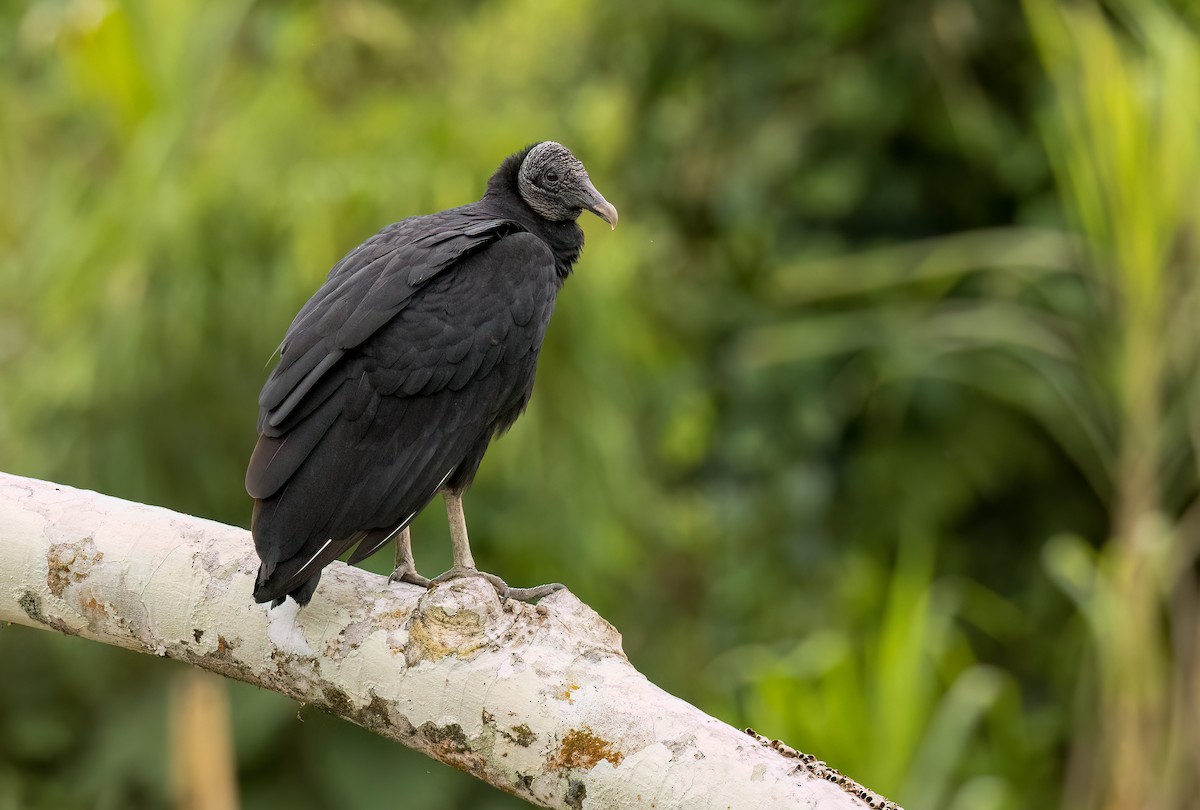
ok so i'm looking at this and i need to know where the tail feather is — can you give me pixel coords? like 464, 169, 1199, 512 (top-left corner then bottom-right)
251, 535, 337, 605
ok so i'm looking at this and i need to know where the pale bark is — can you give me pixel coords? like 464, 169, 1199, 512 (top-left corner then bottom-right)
0, 473, 899, 810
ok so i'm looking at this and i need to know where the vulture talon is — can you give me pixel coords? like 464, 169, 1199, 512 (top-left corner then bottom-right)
430, 565, 509, 593
430, 567, 562, 604
502, 583, 565, 603
388, 565, 431, 588
388, 526, 431, 586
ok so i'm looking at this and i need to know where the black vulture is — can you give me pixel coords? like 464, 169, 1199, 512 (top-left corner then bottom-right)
246, 142, 617, 606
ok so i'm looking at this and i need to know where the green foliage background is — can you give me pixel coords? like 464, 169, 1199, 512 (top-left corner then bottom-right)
2, 1, 1199, 808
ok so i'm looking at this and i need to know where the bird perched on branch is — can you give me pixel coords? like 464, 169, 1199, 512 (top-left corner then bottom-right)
246, 142, 617, 606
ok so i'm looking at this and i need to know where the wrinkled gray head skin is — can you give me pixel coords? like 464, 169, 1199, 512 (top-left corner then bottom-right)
517, 142, 618, 228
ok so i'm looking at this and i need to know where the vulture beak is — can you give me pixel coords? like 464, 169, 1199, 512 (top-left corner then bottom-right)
582, 182, 619, 230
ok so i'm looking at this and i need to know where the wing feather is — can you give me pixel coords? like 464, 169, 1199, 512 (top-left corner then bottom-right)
254, 211, 524, 433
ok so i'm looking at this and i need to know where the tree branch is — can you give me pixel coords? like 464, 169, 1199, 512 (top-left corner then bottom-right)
0, 473, 898, 810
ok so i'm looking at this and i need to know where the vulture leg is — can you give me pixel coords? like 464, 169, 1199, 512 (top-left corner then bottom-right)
445, 490, 477, 570
388, 527, 431, 587
431, 491, 564, 603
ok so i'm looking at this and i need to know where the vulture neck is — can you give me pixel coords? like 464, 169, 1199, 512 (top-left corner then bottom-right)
484, 153, 585, 283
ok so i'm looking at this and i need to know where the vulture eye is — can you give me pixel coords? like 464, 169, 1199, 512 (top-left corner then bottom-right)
545, 170, 560, 184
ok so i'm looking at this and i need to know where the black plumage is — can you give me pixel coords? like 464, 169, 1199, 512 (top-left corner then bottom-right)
246, 142, 617, 606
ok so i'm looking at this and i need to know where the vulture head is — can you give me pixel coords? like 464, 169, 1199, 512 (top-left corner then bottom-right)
517, 141, 618, 229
